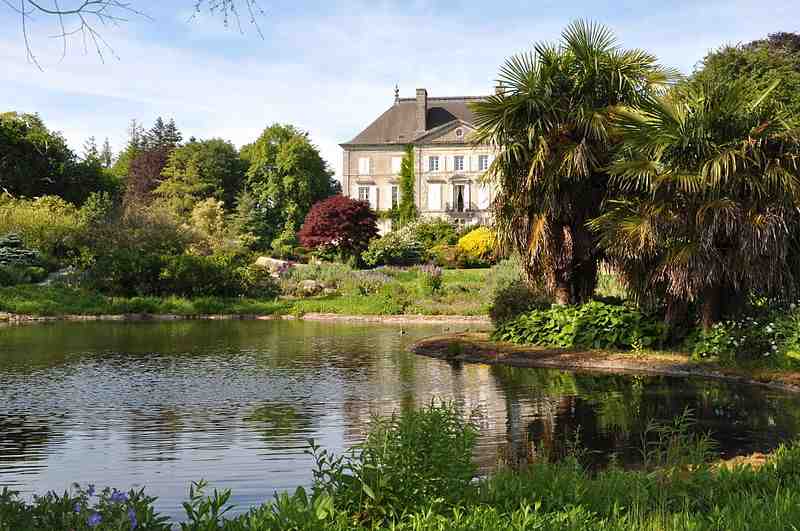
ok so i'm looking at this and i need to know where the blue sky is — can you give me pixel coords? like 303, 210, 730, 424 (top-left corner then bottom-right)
1, 0, 797, 178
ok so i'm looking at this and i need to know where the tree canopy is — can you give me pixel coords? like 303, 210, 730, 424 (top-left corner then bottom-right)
472, 20, 674, 305
694, 32, 800, 117
237, 124, 338, 253
155, 138, 247, 217
0, 111, 112, 204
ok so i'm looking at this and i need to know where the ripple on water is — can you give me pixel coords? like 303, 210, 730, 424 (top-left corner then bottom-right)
1, 319, 799, 520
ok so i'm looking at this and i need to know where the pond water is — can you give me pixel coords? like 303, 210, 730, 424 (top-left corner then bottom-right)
1, 320, 800, 519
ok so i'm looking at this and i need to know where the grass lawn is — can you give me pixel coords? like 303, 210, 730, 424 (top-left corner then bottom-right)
0, 285, 288, 317
0, 268, 494, 318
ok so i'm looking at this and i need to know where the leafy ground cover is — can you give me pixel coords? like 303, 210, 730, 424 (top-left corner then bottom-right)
3, 404, 800, 530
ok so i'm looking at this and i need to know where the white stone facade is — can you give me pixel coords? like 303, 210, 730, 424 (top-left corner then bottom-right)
340, 88, 495, 233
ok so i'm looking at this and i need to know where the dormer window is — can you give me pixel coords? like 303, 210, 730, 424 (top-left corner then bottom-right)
455, 128, 463, 138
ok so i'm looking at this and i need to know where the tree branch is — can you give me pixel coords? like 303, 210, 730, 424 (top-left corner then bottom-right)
6, 0, 265, 68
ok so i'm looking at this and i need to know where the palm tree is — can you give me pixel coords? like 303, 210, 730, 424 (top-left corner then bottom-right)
471, 21, 674, 304
591, 79, 800, 331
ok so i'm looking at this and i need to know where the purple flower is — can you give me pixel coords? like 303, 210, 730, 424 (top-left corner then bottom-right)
87, 512, 102, 527
110, 490, 129, 503
73, 502, 81, 513
128, 508, 138, 529
87, 484, 96, 497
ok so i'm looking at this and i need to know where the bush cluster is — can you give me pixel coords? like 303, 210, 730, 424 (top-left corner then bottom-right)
686, 302, 800, 366
486, 256, 551, 325
494, 300, 666, 350
362, 224, 424, 267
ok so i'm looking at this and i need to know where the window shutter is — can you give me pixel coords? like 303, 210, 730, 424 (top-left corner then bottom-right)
427, 183, 441, 211
369, 186, 379, 210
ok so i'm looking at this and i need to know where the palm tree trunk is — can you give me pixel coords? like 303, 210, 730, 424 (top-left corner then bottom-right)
701, 285, 722, 332
665, 294, 689, 342
553, 280, 572, 305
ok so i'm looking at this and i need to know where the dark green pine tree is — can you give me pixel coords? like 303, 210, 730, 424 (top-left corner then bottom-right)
101, 137, 113, 168
146, 117, 182, 150
82, 136, 100, 162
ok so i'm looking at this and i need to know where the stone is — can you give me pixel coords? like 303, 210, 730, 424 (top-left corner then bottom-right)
255, 256, 292, 277
298, 280, 324, 296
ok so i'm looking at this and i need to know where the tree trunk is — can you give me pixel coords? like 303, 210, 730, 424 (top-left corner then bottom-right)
552, 225, 575, 305
553, 280, 572, 305
701, 285, 722, 332
664, 294, 689, 343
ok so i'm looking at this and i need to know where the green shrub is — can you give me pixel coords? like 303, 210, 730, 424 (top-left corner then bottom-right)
494, 300, 666, 350
409, 219, 459, 249
429, 243, 463, 268
489, 279, 551, 325
308, 402, 478, 525
485, 256, 551, 325
83, 206, 194, 296
0, 195, 83, 264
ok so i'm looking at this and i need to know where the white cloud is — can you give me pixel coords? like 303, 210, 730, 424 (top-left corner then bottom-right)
1, 0, 797, 178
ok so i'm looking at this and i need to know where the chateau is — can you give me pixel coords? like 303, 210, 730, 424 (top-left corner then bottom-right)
340, 87, 495, 232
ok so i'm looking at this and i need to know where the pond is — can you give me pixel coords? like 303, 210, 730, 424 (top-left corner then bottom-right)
1, 320, 800, 519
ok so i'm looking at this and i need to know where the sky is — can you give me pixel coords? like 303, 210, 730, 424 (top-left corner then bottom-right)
1, 0, 798, 179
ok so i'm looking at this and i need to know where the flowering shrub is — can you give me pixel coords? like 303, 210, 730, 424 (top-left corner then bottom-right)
419, 264, 443, 294
494, 300, 666, 350
362, 228, 423, 267
456, 227, 497, 267
689, 307, 799, 364
0, 483, 170, 530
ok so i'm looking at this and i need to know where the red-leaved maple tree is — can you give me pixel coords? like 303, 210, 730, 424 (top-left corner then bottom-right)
298, 195, 378, 259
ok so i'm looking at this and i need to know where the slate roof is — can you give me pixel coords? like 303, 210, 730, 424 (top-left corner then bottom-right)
342, 96, 487, 146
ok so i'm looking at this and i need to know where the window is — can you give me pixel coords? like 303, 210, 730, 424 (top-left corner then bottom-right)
454, 155, 464, 172
391, 185, 399, 208
391, 157, 402, 174
358, 186, 370, 202
358, 157, 370, 175
455, 128, 463, 138
478, 155, 489, 171
428, 156, 439, 172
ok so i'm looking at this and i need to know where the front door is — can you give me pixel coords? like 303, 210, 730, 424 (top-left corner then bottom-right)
454, 184, 465, 212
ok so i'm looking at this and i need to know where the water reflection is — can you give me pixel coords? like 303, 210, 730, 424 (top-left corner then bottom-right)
0, 320, 799, 519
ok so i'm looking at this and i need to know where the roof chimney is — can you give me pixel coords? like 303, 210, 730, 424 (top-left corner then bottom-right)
415, 88, 428, 133
394, 84, 400, 105
495, 82, 504, 96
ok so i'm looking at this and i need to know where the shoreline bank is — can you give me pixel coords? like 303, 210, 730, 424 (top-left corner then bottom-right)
411, 332, 800, 394
0, 311, 491, 326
